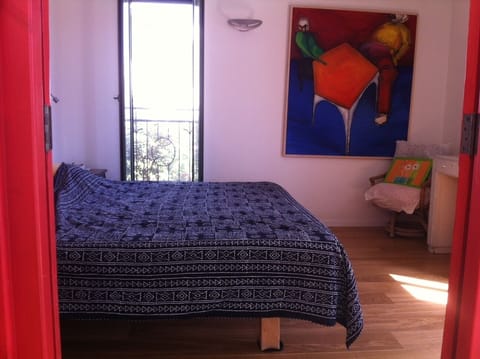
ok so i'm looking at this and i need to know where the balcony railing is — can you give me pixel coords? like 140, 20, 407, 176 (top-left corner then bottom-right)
125, 115, 199, 182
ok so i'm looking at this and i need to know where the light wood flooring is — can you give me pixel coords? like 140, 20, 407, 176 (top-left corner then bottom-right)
60, 227, 450, 359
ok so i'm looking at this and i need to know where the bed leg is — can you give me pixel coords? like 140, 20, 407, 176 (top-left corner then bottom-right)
259, 317, 282, 351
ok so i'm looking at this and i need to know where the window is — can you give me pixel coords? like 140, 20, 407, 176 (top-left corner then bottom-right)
119, 0, 203, 181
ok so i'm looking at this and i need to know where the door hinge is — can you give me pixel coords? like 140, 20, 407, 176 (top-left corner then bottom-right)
461, 113, 479, 156
44, 104, 52, 151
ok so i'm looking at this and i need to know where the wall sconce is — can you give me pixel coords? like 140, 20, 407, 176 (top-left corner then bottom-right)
227, 18, 262, 32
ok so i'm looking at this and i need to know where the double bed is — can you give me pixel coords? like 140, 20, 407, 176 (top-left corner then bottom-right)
54, 163, 363, 349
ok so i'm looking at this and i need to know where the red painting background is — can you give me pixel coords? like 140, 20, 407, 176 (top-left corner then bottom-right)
289, 7, 417, 67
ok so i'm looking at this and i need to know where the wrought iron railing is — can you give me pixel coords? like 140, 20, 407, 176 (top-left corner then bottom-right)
125, 116, 198, 182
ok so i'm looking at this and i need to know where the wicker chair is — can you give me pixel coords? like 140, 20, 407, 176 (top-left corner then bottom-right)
364, 140, 453, 238
367, 172, 431, 237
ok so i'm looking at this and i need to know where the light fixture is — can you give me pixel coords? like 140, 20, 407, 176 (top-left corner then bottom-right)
227, 18, 262, 32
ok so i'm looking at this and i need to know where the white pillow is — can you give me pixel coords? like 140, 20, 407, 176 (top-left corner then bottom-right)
394, 140, 452, 158
364, 182, 421, 214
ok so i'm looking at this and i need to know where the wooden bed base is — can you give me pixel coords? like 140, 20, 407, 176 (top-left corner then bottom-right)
259, 317, 282, 351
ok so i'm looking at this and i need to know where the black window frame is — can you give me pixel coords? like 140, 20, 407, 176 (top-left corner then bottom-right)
117, 0, 204, 181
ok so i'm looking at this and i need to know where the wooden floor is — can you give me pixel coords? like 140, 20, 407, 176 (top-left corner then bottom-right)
60, 227, 450, 359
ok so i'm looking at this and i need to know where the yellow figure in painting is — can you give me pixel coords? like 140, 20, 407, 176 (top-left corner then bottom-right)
371, 14, 411, 67
360, 14, 411, 126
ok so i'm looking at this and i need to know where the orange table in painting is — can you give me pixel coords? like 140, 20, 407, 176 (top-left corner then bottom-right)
312, 42, 378, 154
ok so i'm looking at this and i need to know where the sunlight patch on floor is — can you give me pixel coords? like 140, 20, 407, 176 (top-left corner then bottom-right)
390, 274, 448, 305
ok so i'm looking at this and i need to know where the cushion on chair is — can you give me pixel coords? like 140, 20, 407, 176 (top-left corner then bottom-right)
364, 182, 421, 214
383, 157, 432, 188
365, 141, 450, 215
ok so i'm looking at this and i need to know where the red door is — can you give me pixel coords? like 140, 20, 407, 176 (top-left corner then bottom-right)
442, 0, 480, 357
0, 0, 61, 358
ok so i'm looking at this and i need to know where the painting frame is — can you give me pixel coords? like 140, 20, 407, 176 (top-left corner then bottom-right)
283, 6, 418, 158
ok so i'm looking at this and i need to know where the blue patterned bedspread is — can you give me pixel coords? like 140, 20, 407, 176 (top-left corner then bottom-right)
54, 163, 363, 347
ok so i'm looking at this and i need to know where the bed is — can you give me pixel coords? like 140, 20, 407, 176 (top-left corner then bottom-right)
54, 163, 363, 349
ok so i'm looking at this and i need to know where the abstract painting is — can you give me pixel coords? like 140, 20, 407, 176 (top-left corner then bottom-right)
283, 7, 417, 157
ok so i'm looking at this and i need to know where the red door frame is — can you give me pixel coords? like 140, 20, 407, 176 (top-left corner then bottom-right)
442, 0, 480, 357
0, 0, 61, 358
2, 0, 480, 358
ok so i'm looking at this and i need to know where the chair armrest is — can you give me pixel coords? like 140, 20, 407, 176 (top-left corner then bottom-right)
369, 173, 387, 186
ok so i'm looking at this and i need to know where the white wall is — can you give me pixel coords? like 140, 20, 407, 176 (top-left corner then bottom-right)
50, 0, 120, 180
443, 0, 469, 146
50, 0, 468, 226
